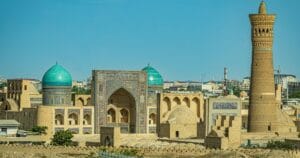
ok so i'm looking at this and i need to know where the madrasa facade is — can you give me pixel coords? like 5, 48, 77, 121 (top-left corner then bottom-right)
91, 65, 164, 134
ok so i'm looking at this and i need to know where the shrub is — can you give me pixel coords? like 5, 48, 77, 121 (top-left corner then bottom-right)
266, 140, 296, 150
31, 126, 47, 135
51, 130, 73, 146
119, 148, 139, 156
99, 147, 142, 157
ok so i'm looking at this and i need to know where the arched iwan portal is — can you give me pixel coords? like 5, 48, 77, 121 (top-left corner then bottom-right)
107, 88, 136, 133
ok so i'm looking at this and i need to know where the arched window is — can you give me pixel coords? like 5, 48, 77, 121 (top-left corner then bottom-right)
173, 97, 181, 106
192, 97, 201, 118
107, 108, 116, 123
83, 114, 91, 125
86, 98, 91, 106
55, 114, 64, 125
120, 108, 129, 123
183, 97, 190, 108
163, 97, 171, 111
78, 98, 84, 106
149, 113, 156, 125
68, 113, 79, 125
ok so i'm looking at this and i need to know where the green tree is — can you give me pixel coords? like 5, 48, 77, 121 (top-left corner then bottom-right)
51, 130, 74, 146
266, 140, 296, 150
289, 91, 300, 98
31, 126, 48, 135
0, 82, 7, 89
72, 86, 91, 95
233, 87, 241, 97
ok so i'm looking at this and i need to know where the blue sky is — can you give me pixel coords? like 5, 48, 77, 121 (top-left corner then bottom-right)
0, 0, 299, 81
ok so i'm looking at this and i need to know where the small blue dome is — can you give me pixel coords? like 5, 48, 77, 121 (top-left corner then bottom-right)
142, 64, 163, 86
42, 63, 72, 87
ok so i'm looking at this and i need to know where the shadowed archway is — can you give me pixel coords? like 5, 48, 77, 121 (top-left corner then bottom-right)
107, 88, 136, 133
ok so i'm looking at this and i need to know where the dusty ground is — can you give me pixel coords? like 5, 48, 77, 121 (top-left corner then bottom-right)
0, 144, 97, 158
0, 144, 299, 158
144, 150, 297, 158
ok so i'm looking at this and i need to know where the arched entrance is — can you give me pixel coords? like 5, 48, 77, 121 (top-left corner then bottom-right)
107, 88, 136, 133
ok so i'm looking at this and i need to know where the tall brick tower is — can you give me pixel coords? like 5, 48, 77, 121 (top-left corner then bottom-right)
248, 1, 296, 132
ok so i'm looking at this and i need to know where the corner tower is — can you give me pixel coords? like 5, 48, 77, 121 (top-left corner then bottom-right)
248, 2, 296, 132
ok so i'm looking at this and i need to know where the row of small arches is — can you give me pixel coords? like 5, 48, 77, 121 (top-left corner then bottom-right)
107, 108, 156, 125
253, 28, 273, 36
161, 96, 202, 119
7, 82, 26, 91
55, 113, 91, 126
163, 97, 200, 110
107, 108, 129, 123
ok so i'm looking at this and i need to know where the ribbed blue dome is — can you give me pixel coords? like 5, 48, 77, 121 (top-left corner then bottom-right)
142, 64, 163, 86
42, 63, 72, 87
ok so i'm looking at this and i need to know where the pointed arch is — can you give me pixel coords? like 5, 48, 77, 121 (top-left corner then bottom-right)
107, 88, 136, 133
107, 108, 116, 123
120, 108, 129, 123
149, 113, 156, 125
78, 97, 84, 106
182, 97, 190, 108
83, 114, 91, 125
68, 113, 79, 125
192, 97, 200, 118
55, 114, 64, 125
107, 87, 136, 133
86, 97, 91, 106
163, 97, 171, 112
107, 87, 136, 103
172, 97, 181, 106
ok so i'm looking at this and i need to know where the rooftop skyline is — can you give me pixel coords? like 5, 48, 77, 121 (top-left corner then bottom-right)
1, 0, 299, 81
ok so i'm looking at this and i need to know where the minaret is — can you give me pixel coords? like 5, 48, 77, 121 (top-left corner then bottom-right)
248, 1, 278, 132
248, 1, 297, 133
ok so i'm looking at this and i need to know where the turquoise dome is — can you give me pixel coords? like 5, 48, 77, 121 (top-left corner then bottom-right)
142, 64, 163, 86
42, 63, 72, 87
